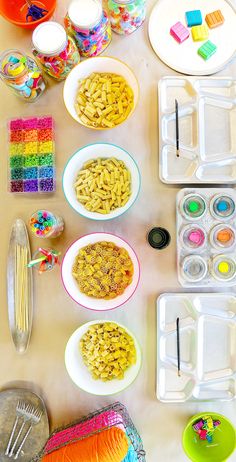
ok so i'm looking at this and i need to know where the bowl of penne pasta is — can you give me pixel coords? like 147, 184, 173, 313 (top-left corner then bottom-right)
63, 56, 139, 129
63, 143, 141, 220
65, 320, 142, 395
61, 232, 140, 311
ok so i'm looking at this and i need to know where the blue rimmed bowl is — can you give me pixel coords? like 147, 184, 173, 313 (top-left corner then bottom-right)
62, 142, 141, 221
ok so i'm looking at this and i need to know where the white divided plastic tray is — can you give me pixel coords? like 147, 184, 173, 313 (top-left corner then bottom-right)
159, 76, 236, 184
156, 293, 236, 403
177, 188, 236, 288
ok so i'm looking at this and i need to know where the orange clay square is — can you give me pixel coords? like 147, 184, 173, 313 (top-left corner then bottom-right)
205, 10, 224, 28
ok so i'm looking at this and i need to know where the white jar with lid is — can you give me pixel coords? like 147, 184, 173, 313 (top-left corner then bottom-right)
64, 0, 112, 57
32, 21, 80, 81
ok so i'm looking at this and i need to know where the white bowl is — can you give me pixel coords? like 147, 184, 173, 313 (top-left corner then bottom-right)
63, 143, 141, 220
63, 56, 139, 129
65, 320, 142, 395
61, 232, 140, 311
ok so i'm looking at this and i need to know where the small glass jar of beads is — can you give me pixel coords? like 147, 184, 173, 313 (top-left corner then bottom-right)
0, 49, 46, 101
32, 22, 80, 81
29, 210, 64, 238
107, 0, 146, 35
64, 0, 111, 58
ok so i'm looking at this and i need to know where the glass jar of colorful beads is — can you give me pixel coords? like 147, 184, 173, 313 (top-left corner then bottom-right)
107, 0, 146, 35
64, 0, 111, 58
29, 210, 64, 238
0, 49, 46, 101
32, 22, 80, 81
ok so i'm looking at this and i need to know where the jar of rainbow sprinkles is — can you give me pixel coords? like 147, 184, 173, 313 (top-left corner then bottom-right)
0, 50, 46, 101
32, 22, 80, 81
65, 0, 111, 58
107, 0, 146, 35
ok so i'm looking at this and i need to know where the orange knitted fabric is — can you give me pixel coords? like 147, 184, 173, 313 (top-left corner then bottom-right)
42, 427, 129, 462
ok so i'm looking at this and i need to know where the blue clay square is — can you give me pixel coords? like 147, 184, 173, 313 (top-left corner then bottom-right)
186, 10, 202, 27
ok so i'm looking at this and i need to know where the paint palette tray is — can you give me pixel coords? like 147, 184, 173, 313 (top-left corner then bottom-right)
156, 293, 236, 403
158, 76, 236, 184
177, 188, 236, 287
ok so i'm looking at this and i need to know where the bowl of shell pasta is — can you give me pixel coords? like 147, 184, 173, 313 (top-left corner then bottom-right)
65, 320, 142, 395
63, 143, 141, 220
61, 232, 140, 311
63, 56, 139, 129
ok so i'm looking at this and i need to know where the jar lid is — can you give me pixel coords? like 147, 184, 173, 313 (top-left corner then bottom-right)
147, 227, 171, 250
68, 0, 102, 29
32, 22, 68, 56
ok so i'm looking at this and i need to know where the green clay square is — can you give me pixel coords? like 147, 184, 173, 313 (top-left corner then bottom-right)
10, 156, 24, 168
198, 40, 217, 60
38, 154, 54, 166
24, 155, 39, 167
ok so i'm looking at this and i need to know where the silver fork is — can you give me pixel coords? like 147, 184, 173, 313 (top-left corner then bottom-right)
14, 408, 42, 459
8, 404, 36, 457
5, 401, 27, 456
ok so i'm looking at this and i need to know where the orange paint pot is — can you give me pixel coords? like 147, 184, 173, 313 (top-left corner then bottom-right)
216, 228, 233, 244
210, 224, 235, 249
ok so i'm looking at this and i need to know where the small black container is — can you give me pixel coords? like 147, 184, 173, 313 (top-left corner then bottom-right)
147, 227, 171, 250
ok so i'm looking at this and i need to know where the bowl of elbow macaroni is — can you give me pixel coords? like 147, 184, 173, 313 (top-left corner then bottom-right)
61, 232, 140, 311
63, 56, 139, 129
65, 320, 142, 395
63, 143, 141, 220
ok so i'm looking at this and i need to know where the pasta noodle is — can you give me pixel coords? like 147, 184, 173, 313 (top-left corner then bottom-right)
74, 158, 131, 214
72, 241, 134, 299
15, 244, 29, 332
80, 322, 137, 381
75, 73, 134, 128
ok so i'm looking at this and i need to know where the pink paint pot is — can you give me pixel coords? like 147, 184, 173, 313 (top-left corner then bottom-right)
181, 225, 206, 250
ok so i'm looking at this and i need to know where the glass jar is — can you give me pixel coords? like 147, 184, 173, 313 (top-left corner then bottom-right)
32, 22, 80, 81
65, 0, 112, 57
29, 210, 64, 238
107, 0, 146, 35
0, 49, 46, 102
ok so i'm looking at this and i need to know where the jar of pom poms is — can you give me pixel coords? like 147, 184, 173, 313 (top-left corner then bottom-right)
107, 0, 146, 35
32, 22, 80, 81
64, 0, 111, 58
0, 49, 46, 101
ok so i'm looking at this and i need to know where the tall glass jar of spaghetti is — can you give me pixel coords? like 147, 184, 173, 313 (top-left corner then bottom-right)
32, 22, 80, 81
107, 0, 146, 35
64, 0, 111, 57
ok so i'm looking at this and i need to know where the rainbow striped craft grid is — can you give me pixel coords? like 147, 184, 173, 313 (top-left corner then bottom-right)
8, 116, 56, 193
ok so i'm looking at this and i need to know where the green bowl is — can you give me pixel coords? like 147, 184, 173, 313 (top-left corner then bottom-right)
182, 412, 236, 462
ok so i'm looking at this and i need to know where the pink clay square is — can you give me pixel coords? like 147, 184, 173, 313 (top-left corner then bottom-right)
170, 21, 190, 43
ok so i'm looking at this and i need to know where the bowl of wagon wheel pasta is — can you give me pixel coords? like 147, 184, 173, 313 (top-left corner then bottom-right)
65, 320, 142, 395
61, 232, 140, 310
62, 143, 141, 220
63, 56, 139, 129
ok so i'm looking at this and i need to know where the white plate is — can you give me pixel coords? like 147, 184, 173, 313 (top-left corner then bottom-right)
149, 0, 236, 75
63, 56, 139, 129
156, 293, 236, 403
159, 77, 236, 184
61, 232, 140, 311
177, 187, 236, 288
65, 320, 142, 395
63, 143, 141, 220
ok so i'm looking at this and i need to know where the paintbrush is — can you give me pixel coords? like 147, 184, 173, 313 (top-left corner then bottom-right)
175, 99, 180, 157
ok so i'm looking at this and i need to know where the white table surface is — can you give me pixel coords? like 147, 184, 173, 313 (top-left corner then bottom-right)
0, 0, 236, 460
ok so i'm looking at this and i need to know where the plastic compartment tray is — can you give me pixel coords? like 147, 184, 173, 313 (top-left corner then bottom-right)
156, 293, 236, 403
8, 116, 56, 194
158, 76, 236, 184
177, 187, 236, 288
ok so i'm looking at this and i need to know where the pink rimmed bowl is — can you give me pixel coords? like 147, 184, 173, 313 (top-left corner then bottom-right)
61, 232, 140, 311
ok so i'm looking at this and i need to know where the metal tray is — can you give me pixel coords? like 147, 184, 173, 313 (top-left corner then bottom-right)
156, 293, 236, 403
158, 76, 236, 184
177, 187, 236, 288
7, 219, 33, 354
0, 388, 49, 461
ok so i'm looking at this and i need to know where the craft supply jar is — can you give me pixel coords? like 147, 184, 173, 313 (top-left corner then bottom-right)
32, 22, 80, 81
29, 210, 64, 238
31, 248, 60, 273
64, 0, 111, 57
0, 50, 46, 101
107, 0, 146, 35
